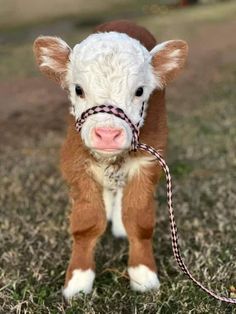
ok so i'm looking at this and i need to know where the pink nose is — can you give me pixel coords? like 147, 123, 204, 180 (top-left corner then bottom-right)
92, 127, 124, 150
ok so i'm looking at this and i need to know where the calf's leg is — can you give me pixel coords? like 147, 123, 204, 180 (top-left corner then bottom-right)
122, 165, 160, 292
63, 181, 106, 299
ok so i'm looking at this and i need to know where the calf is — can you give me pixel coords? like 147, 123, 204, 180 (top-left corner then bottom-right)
33, 20, 188, 299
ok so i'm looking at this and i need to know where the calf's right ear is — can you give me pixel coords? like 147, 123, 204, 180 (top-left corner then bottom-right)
33, 36, 71, 88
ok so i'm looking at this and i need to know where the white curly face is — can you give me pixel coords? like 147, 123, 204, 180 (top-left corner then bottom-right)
66, 32, 157, 156
34, 31, 188, 157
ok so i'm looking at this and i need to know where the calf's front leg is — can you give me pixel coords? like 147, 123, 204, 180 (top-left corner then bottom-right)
63, 185, 106, 299
122, 165, 161, 292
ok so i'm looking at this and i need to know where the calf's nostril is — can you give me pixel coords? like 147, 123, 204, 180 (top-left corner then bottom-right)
114, 130, 122, 140
95, 129, 103, 140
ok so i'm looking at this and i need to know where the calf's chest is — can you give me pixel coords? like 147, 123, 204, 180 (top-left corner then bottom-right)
89, 156, 154, 221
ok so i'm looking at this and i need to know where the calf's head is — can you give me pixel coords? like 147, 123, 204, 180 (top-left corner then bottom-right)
34, 32, 188, 158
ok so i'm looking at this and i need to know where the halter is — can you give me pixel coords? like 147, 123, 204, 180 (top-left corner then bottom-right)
75, 104, 236, 304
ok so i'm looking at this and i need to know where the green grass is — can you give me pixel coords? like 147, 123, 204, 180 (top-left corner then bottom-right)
1, 2, 236, 313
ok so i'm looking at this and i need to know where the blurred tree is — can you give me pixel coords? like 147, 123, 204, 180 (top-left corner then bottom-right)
180, 0, 199, 5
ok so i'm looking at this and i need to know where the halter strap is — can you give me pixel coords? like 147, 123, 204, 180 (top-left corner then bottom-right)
75, 104, 236, 304
75, 104, 140, 151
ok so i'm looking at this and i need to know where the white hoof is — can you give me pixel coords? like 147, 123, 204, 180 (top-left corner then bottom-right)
128, 264, 160, 292
63, 269, 95, 299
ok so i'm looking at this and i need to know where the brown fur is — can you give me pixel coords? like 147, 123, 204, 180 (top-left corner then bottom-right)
60, 21, 168, 284
94, 20, 157, 51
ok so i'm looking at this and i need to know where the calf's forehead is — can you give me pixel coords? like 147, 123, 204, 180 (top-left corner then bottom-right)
69, 32, 151, 81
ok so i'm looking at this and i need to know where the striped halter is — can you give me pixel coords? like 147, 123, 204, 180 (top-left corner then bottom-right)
75, 104, 236, 304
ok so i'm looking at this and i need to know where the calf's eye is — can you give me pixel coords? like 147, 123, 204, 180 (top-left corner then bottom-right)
135, 87, 144, 97
75, 85, 84, 97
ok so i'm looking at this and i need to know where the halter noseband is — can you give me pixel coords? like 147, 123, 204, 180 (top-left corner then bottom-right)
76, 104, 140, 151
75, 104, 236, 304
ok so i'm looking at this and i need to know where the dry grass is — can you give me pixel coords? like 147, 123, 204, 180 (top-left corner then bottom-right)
0, 2, 236, 313
1, 65, 236, 314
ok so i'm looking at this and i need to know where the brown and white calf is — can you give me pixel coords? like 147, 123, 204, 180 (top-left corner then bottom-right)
33, 20, 188, 299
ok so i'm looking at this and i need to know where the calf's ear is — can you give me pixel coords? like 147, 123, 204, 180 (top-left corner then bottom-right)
33, 36, 71, 88
150, 40, 188, 88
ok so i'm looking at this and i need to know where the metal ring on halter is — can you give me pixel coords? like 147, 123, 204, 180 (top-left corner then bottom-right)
75, 104, 236, 304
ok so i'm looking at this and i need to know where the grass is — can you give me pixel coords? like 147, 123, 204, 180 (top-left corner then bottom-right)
1, 1, 236, 313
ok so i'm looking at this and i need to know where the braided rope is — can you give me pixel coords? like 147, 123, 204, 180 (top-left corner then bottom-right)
75, 104, 236, 304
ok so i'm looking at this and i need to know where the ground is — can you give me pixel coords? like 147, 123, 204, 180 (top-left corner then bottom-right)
0, 1, 236, 313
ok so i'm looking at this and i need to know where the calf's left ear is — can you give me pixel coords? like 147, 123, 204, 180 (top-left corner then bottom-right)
33, 36, 71, 88
150, 40, 188, 88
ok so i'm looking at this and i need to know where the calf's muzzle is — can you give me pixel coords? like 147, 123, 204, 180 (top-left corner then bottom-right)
92, 127, 124, 150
